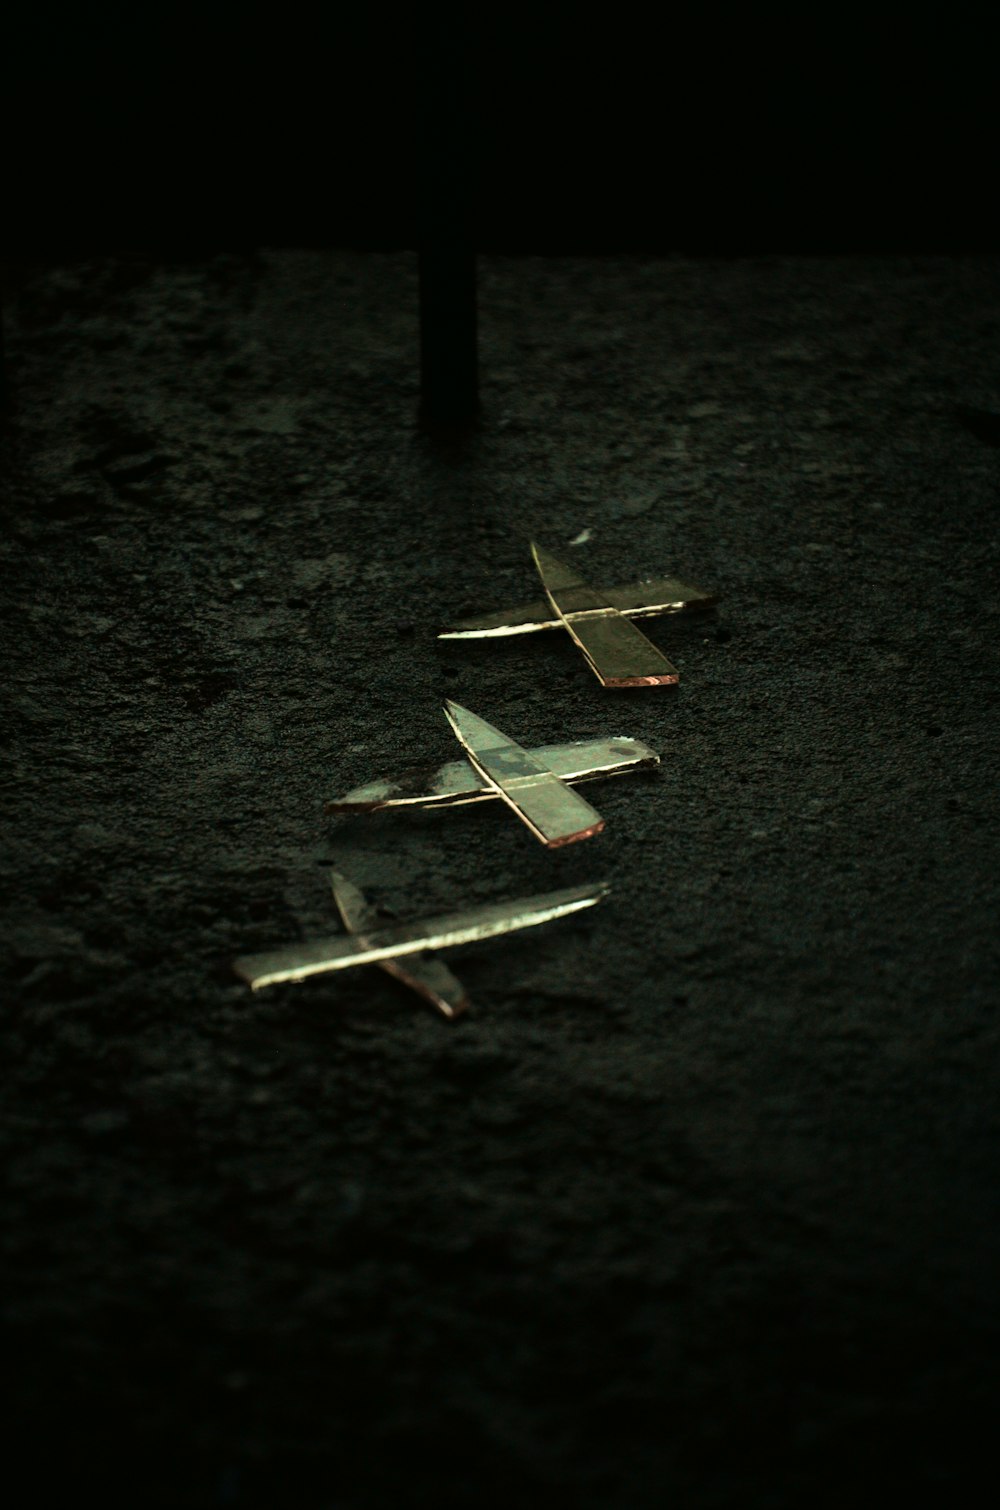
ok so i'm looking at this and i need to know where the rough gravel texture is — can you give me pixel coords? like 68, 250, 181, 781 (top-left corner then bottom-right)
2, 251, 999, 1507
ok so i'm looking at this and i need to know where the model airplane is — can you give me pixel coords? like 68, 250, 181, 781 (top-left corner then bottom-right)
327, 700, 658, 846
439, 544, 716, 687
325, 731, 660, 813
232, 871, 609, 1017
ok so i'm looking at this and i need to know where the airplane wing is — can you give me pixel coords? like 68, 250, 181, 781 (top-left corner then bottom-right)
443, 700, 605, 847
233, 881, 609, 990
331, 869, 469, 1019
438, 573, 716, 639
531, 544, 680, 687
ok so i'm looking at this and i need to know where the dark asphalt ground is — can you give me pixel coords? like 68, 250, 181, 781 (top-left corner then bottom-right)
2, 251, 998, 1507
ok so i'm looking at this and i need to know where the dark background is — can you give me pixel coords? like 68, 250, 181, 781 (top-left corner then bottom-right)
4, 6, 997, 255
3, 7, 1000, 1510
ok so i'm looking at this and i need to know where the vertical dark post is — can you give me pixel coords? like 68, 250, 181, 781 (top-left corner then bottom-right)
418, 17, 478, 430
0, 289, 7, 417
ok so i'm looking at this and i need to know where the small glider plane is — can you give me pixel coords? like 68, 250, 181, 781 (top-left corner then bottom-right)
439, 544, 716, 687
327, 700, 661, 847
233, 871, 609, 1018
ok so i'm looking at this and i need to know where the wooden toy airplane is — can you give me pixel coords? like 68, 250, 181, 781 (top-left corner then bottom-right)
233, 871, 609, 1018
327, 701, 661, 847
439, 544, 716, 687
